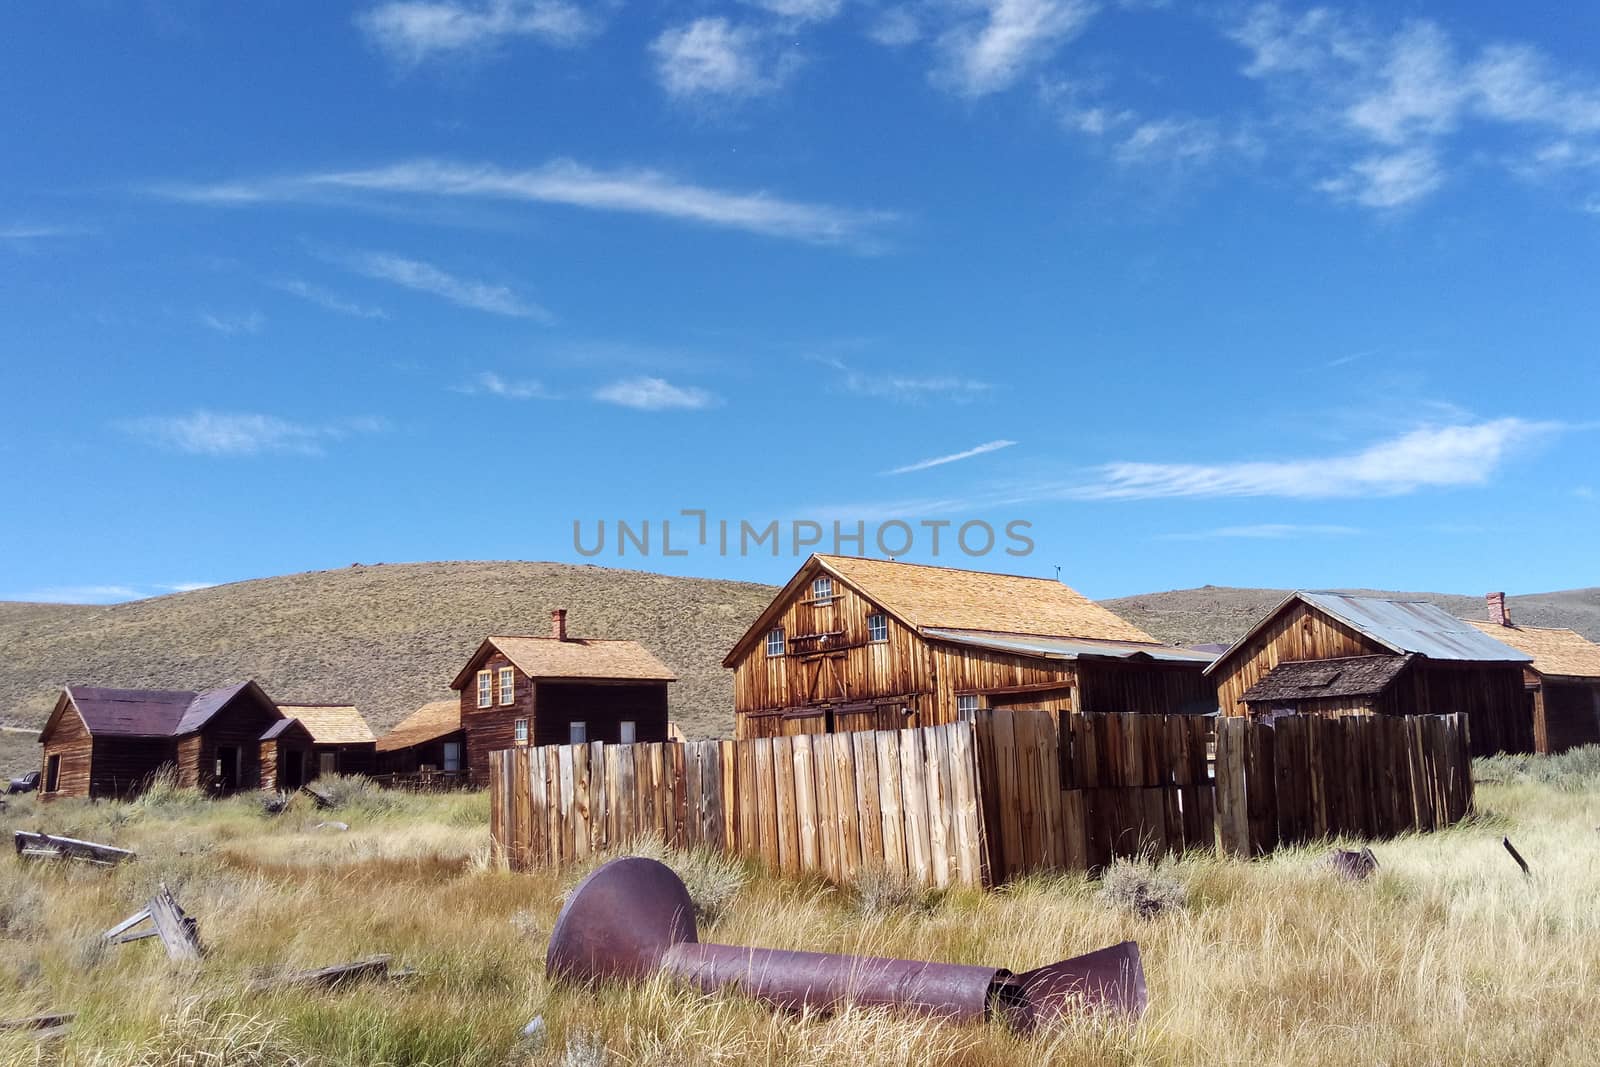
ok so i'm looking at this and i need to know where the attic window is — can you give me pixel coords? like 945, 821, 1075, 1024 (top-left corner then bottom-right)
811, 576, 835, 606
766, 628, 786, 658
476, 670, 493, 709
497, 667, 515, 706
868, 613, 889, 642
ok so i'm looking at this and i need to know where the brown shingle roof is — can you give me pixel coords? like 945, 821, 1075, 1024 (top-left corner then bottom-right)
376, 699, 462, 753
816, 555, 1159, 643
1241, 655, 1415, 704
451, 635, 677, 688
277, 704, 376, 745
1466, 621, 1600, 680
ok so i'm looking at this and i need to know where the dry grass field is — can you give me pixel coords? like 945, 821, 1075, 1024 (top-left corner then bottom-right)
0, 750, 1596, 1066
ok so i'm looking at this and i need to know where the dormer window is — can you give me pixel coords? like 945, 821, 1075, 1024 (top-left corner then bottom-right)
812, 576, 834, 606
868, 613, 889, 642
498, 666, 515, 706
766, 628, 786, 657
476, 670, 493, 709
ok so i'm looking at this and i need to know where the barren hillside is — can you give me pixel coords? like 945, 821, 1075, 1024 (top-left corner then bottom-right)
0, 562, 777, 739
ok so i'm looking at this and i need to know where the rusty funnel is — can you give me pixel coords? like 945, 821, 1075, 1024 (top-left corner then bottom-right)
546, 857, 1146, 1032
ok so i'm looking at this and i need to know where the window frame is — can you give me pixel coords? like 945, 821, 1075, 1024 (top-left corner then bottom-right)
619, 720, 637, 745
811, 576, 834, 606
569, 721, 588, 745
476, 669, 493, 709
513, 717, 529, 744
766, 627, 786, 658
497, 666, 515, 706
956, 694, 981, 722
867, 612, 889, 643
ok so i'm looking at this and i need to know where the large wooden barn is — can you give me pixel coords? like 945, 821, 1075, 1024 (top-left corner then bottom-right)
1469, 592, 1600, 754
1208, 591, 1535, 756
449, 609, 676, 786
38, 680, 301, 799
724, 555, 1216, 740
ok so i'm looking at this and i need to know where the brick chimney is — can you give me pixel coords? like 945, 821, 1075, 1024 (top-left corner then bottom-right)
551, 608, 568, 641
1486, 592, 1510, 627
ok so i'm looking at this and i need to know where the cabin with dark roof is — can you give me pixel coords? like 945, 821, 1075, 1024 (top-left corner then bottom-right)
724, 555, 1217, 740
449, 609, 677, 786
38, 680, 296, 799
1207, 591, 1535, 757
1469, 592, 1600, 754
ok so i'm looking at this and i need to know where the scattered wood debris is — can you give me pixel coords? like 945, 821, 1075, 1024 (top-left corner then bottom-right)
315, 820, 349, 832
245, 954, 416, 995
1503, 836, 1532, 877
301, 785, 335, 809
1328, 847, 1379, 880
0, 1011, 75, 1041
14, 831, 135, 866
104, 884, 203, 962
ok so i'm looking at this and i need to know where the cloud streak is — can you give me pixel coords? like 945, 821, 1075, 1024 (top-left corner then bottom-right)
1157, 523, 1363, 541
346, 251, 550, 319
651, 18, 798, 99
120, 411, 387, 457
885, 439, 1018, 475
272, 279, 388, 319
356, 0, 598, 66
822, 357, 994, 402
455, 371, 554, 399
936, 0, 1099, 97
1068, 418, 1557, 500
154, 159, 893, 248
593, 377, 718, 411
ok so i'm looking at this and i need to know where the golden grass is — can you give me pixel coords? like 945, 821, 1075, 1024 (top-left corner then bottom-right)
0, 755, 1596, 1066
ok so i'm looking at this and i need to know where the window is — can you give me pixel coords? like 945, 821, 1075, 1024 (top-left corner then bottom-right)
514, 717, 529, 744
620, 720, 637, 745
766, 627, 786, 657
498, 666, 515, 706
569, 721, 588, 745
956, 695, 981, 722
476, 670, 493, 709
811, 576, 834, 605
442, 741, 462, 772
319, 751, 337, 777
867, 613, 889, 642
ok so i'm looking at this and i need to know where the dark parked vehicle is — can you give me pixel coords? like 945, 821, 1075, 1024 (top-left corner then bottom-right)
7, 771, 39, 794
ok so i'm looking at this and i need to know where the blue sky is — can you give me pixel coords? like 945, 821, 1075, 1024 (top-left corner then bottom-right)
2, 0, 1598, 604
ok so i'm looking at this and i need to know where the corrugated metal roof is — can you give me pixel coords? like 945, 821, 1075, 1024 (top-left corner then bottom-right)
1299, 592, 1532, 663
923, 628, 1218, 664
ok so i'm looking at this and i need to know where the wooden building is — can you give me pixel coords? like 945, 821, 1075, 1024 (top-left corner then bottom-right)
1468, 592, 1600, 754
375, 699, 465, 781
37, 680, 302, 799
1208, 591, 1534, 757
276, 704, 377, 777
724, 555, 1216, 740
449, 609, 676, 786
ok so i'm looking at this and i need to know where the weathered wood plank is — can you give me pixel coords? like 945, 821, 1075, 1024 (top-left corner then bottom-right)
899, 728, 932, 887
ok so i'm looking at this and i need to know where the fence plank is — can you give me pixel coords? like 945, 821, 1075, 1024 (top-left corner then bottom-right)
755, 738, 779, 870
814, 734, 839, 883
773, 736, 798, 876
924, 726, 952, 889
571, 745, 591, 864
853, 732, 883, 872
833, 734, 861, 883
947, 723, 982, 887
900, 729, 932, 887
875, 731, 907, 878
989, 712, 1021, 880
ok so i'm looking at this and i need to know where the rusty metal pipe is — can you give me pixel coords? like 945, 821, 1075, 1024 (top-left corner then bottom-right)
546, 857, 1146, 1033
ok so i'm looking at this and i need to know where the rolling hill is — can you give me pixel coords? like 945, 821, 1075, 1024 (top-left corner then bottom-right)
2, 562, 1595, 757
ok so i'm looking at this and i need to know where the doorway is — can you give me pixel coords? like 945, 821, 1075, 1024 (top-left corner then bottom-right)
44, 754, 60, 793
214, 746, 241, 792
280, 750, 304, 790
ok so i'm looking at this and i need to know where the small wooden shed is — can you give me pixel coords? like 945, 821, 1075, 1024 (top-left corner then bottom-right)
38, 680, 295, 799
276, 704, 377, 777
450, 609, 676, 787
1207, 591, 1534, 756
1469, 593, 1600, 754
375, 699, 465, 782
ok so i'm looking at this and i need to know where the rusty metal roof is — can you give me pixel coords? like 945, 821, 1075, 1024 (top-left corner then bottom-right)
923, 628, 1217, 665
1298, 592, 1532, 663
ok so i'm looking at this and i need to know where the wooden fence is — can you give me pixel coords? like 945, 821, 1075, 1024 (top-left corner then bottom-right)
489, 723, 985, 889
490, 710, 1477, 887
975, 711, 1215, 880
1215, 712, 1474, 857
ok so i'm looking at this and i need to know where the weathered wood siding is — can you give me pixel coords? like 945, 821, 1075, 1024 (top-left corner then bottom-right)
88, 739, 174, 798
1211, 600, 1385, 715
378, 732, 465, 775
310, 743, 377, 778
534, 681, 668, 746
1077, 660, 1216, 716
1536, 679, 1600, 754
39, 705, 93, 799
462, 650, 536, 786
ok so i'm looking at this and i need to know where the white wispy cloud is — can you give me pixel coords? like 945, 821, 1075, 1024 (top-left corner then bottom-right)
356, 0, 598, 66
454, 371, 554, 399
1157, 523, 1363, 541
272, 278, 388, 319
1228, 3, 1600, 208
885, 439, 1018, 475
120, 411, 388, 457
1068, 418, 1557, 500
935, 0, 1099, 97
739, 0, 842, 23
651, 18, 799, 100
868, 7, 923, 47
153, 159, 893, 248
0, 223, 84, 241
593, 377, 718, 411
200, 310, 265, 336
346, 251, 551, 319
823, 357, 994, 402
